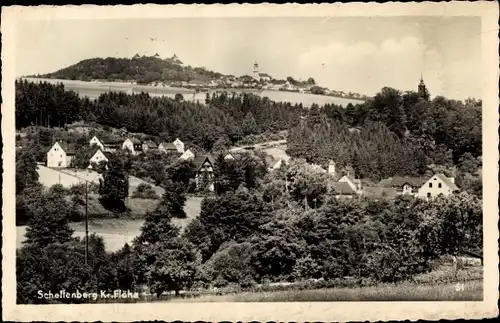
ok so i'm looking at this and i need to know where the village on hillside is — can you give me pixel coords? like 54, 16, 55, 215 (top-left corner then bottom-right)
45, 131, 460, 201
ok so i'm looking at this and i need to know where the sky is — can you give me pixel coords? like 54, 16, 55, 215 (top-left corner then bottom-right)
15, 17, 481, 99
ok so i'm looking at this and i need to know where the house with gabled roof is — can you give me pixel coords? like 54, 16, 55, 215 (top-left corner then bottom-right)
179, 149, 196, 161
122, 138, 143, 155
265, 155, 284, 172
173, 138, 185, 153
330, 181, 357, 199
193, 155, 216, 192
142, 140, 158, 152
339, 167, 362, 193
88, 149, 111, 169
417, 173, 459, 199
379, 176, 429, 196
89, 136, 122, 152
47, 141, 76, 168
158, 142, 179, 155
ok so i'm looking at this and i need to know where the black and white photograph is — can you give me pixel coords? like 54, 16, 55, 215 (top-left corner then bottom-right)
2, 3, 498, 322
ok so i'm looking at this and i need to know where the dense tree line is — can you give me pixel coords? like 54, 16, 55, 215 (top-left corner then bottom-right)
287, 87, 482, 181
16, 81, 481, 176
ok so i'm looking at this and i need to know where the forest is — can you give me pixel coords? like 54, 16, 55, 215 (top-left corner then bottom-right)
15, 79, 482, 183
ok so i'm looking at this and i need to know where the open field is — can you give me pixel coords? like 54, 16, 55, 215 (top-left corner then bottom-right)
169, 280, 483, 302
21, 77, 365, 108
16, 196, 203, 252
36, 165, 165, 197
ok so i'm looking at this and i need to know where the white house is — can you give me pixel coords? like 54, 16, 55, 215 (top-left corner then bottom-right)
417, 173, 460, 199
88, 149, 109, 169
223, 152, 236, 161
47, 141, 75, 168
179, 149, 195, 161
173, 138, 185, 153
122, 138, 142, 155
89, 136, 104, 150
90, 136, 121, 152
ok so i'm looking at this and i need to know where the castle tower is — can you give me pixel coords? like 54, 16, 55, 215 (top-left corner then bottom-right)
253, 61, 259, 79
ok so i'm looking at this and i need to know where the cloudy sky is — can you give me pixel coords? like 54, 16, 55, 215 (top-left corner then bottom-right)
15, 17, 481, 99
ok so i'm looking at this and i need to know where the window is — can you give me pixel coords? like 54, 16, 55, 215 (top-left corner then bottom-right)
429, 183, 432, 188
438, 183, 442, 188
427, 193, 431, 198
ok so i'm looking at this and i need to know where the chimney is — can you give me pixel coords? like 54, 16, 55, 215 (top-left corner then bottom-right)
449, 176, 455, 184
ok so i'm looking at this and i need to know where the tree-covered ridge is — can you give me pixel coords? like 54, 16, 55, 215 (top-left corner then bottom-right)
37, 56, 226, 84
15, 80, 481, 183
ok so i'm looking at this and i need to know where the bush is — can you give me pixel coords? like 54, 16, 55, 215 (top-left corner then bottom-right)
132, 183, 159, 199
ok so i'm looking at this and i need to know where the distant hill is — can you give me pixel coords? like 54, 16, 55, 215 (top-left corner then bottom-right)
38, 54, 227, 85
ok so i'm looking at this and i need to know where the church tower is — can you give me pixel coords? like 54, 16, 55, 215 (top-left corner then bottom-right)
253, 61, 259, 79
418, 74, 430, 100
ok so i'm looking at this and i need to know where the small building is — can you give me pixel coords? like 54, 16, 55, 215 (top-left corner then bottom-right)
257, 73, 272, 82
47, 141, 75, 168
122, 138, 143, 155
88, 149, 109, 169
339, 168, 362, 193
89, 136, 121, 152
417, 173, 459, 199
158, 142, 179, 155
179, 149, 195, 161
142, 140, 158, 152
223, 152, 237, 161
379, 176, 429, 196
330, 181, 357, 199
193, 155, 216, 192
456, 250, 483, 267
173, 138, 185, 154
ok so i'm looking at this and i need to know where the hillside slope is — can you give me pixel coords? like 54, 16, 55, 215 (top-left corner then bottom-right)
39, 55, 225, 84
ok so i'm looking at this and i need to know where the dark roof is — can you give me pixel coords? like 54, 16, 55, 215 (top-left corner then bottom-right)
128, 138, 142, 144
161, 142, 177, 150
91, 148, 112, 158
362, 186, 398, 199
193, 155, 214, 171
143, 140, 158, 148
99, 138, 122, 145
343, 175, 360, 184
57, 141, 76, 155
434, 173, 460, 191
330, 182, 356, 195
380, 176, 429, 188
461, 249, 482, 259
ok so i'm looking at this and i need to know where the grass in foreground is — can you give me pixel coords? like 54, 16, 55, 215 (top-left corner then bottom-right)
170, 280, 483, 302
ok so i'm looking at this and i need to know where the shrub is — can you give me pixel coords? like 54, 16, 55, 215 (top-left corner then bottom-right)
132, 183, 159, 199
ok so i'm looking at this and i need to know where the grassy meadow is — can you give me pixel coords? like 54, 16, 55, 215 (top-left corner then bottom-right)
170, 280, 482, 302
16, 196, 204, 252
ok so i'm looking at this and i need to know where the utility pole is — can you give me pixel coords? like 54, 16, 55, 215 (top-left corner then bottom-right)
85, 180, 89, 265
